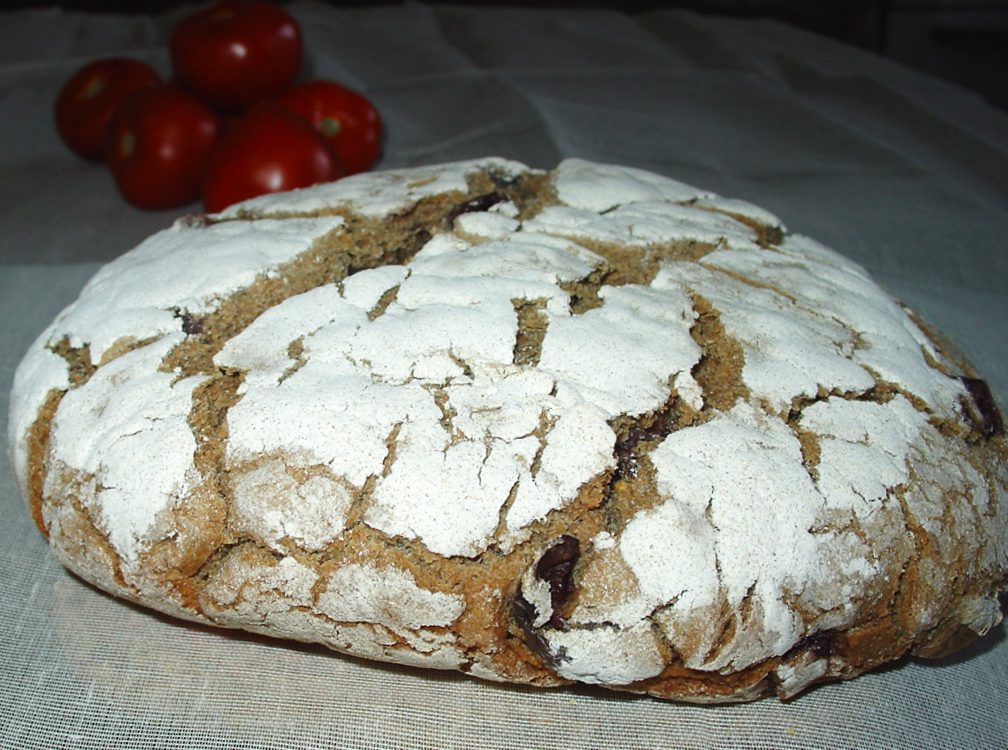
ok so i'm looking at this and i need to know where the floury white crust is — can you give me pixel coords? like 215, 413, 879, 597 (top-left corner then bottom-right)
9, 158, 1008, 702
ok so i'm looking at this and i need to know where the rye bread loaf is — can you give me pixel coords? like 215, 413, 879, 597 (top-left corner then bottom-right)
8, 157, 1008, 703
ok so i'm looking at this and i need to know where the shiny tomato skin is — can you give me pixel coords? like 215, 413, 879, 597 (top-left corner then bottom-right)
170, 0, 302, 114
54, 58, 161, 162
202, 101, 346, 213
278, 80, 382, 174
105, 84, 221, 210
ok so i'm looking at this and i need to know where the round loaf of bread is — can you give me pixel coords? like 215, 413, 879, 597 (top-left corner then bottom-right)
8, 158, 1008, 702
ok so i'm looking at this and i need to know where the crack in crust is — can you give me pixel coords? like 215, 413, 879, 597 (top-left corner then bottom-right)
511, 298, 548, 367
25, 388, 63, 537
48, 337, 97, 386
610, 381, 702, 484
695, 206, 785, 248
559, 268, 609, 315
367, 283, 402, 322
687, 294, 749, 412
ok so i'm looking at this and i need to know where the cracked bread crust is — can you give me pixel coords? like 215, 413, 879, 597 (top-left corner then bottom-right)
8, 157, 1008, 703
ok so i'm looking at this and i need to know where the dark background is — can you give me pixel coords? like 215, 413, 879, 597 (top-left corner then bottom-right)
5, 0, 1007, 110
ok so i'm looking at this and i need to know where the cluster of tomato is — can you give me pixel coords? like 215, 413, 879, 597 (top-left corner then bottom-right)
54, 0, 381, 213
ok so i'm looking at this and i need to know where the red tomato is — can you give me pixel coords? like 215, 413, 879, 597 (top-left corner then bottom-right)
202, 101, 346, 213
169, 0, 302, 114
278, 80, 382, 174
54, 58, 161, 162
106, 84, 221, 209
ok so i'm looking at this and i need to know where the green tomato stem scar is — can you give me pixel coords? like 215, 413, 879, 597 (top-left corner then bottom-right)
82, 77, 106, 100
321, 116, 342, 137
120, 131, 136, 158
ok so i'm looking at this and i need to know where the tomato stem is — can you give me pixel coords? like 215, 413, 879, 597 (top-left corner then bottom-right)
320, 116, 342, 137
82, 77, 106, 100
119, 131, 136, 158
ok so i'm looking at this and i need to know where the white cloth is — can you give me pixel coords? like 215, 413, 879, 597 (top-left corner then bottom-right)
1, 3, 1006, 748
